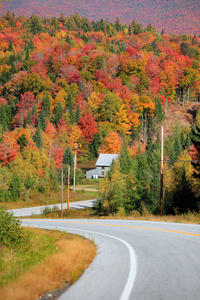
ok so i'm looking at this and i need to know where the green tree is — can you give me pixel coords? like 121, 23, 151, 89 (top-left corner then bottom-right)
39, 107, 47, 131
99, 159, 125, 215
67, 92, 75, 124
53, 101, 63, 125
119, 138, 133, 174
42, 93, 51, 118
10, 61, 17, 75
17, 133, 28, 153
99, 92, 122, 124
26, 109, 32, 126
75, 105, 81, 123
89, 133, 101, 159
8, 39, 14, 52
10, 174, 21, 201
32, 103, 38, 123
123, 169, 140, 213
174, 136, 182, 160
154, 98, 163, 123
63, 146, 74, 167
19, 111, 24, 127
146, 130, 154, 164
33, 125, 43, 148
165, 167, 199, 214
30, 14, 43, 35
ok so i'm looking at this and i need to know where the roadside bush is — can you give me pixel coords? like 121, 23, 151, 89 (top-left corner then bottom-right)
42, 206, 52, 215
0, 208, 29, 247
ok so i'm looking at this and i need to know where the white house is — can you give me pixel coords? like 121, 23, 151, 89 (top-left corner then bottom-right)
86, 153, 119, 179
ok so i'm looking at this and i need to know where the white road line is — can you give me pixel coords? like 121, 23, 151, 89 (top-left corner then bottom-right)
23, 223, 138, 300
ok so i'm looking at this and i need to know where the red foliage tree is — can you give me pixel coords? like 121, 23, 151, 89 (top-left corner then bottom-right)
78, 113, 98, 143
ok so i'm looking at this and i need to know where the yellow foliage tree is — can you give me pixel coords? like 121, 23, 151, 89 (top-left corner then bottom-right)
98, 132, 122, 154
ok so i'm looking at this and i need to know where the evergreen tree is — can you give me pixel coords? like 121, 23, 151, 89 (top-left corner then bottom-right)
75, 105, 81, 123
26, 109, 32, 126
63, 146, 74, 166
128, 25, 132, 35
67, 92, 75, 123
124, 169, 140, 213
0, 68, 11, 84
8, 39, 14, 52
134, 153, 151, 202
10, 174, 21, 201
0, 104, 8, 131
66, 35, 70, 43
146, 130, 154, 164
25, 47, 30, 60
32, 103, 38, 123
39, 107, 46, 131
166, 168, 199, 214
154, 132, 161, 151
54, 101, 63, 125
42, 93, 51, 118
169, 145, 176, 165
19, 111, 23, 127
17, 133, 28, 152
28, 39, 34, 51
119, 139, 133, 174
33, 125, 43, 148
89, 133, 101, 159
10, 61, 17, 74
174, 136, 182, 160
30, 14, 43, 35
185, 132, 192, 149
154, 98, 163, 123
180, 130, 185, 148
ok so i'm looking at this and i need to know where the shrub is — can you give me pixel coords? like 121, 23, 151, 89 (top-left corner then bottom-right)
0, 208, 29, 247
42, 206, 52, 215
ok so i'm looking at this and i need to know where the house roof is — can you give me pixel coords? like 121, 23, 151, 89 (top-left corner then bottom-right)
95, 153, 119, 167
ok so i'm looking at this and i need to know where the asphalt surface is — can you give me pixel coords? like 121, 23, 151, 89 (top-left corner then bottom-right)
10, 199, 97, 217
21, 218, 200, 300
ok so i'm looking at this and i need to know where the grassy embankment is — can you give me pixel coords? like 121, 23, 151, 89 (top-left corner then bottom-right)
0, 227, 97, 300
35, 205, 200, 224
0, 186, 99, 210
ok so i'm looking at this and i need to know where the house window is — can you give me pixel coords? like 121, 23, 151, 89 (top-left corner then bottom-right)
102, 171, 104, 176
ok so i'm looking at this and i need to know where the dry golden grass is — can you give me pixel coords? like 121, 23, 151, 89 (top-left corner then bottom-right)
0, 228, 97, 300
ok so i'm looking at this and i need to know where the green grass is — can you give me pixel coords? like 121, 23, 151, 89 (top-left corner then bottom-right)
0, 228, 97, 300
0, 228, 56, 288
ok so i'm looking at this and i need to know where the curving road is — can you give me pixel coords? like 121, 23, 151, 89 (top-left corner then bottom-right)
21, 218, 200, 300
10, 199, 97, 217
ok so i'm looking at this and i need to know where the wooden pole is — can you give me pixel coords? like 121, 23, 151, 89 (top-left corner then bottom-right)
68, 165, 70, 210
73, 143, 77, 192
160, 125, 164, 216
61, 168, 63, 217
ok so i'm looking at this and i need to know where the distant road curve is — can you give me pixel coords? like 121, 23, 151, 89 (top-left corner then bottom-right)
10, 199, 97, 217
21, 219, 200, 300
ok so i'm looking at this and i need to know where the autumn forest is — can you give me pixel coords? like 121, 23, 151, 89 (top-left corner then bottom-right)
0, 12, 200, 215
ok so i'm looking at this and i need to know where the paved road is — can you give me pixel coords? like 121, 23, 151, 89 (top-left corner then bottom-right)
10, 199, 97, 217
21, 219, 200, 300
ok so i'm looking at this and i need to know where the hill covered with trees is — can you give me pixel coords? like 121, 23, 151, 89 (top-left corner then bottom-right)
0, 12, 200, 214
1, 0, 200, 34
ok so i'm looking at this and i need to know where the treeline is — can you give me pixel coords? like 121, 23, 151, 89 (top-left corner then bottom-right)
0, 12, 200, 211
97, 111, 200, 215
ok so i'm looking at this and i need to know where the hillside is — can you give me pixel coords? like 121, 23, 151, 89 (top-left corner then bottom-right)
1, 0, 200, 34
164, 102, 200, 138
0, 14, 200, 214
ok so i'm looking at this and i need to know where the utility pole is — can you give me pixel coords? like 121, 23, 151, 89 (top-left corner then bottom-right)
73, 143, 77, 192
160, 125, 164, 216
61, 168, 63, 217
68, 165, 70, 210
